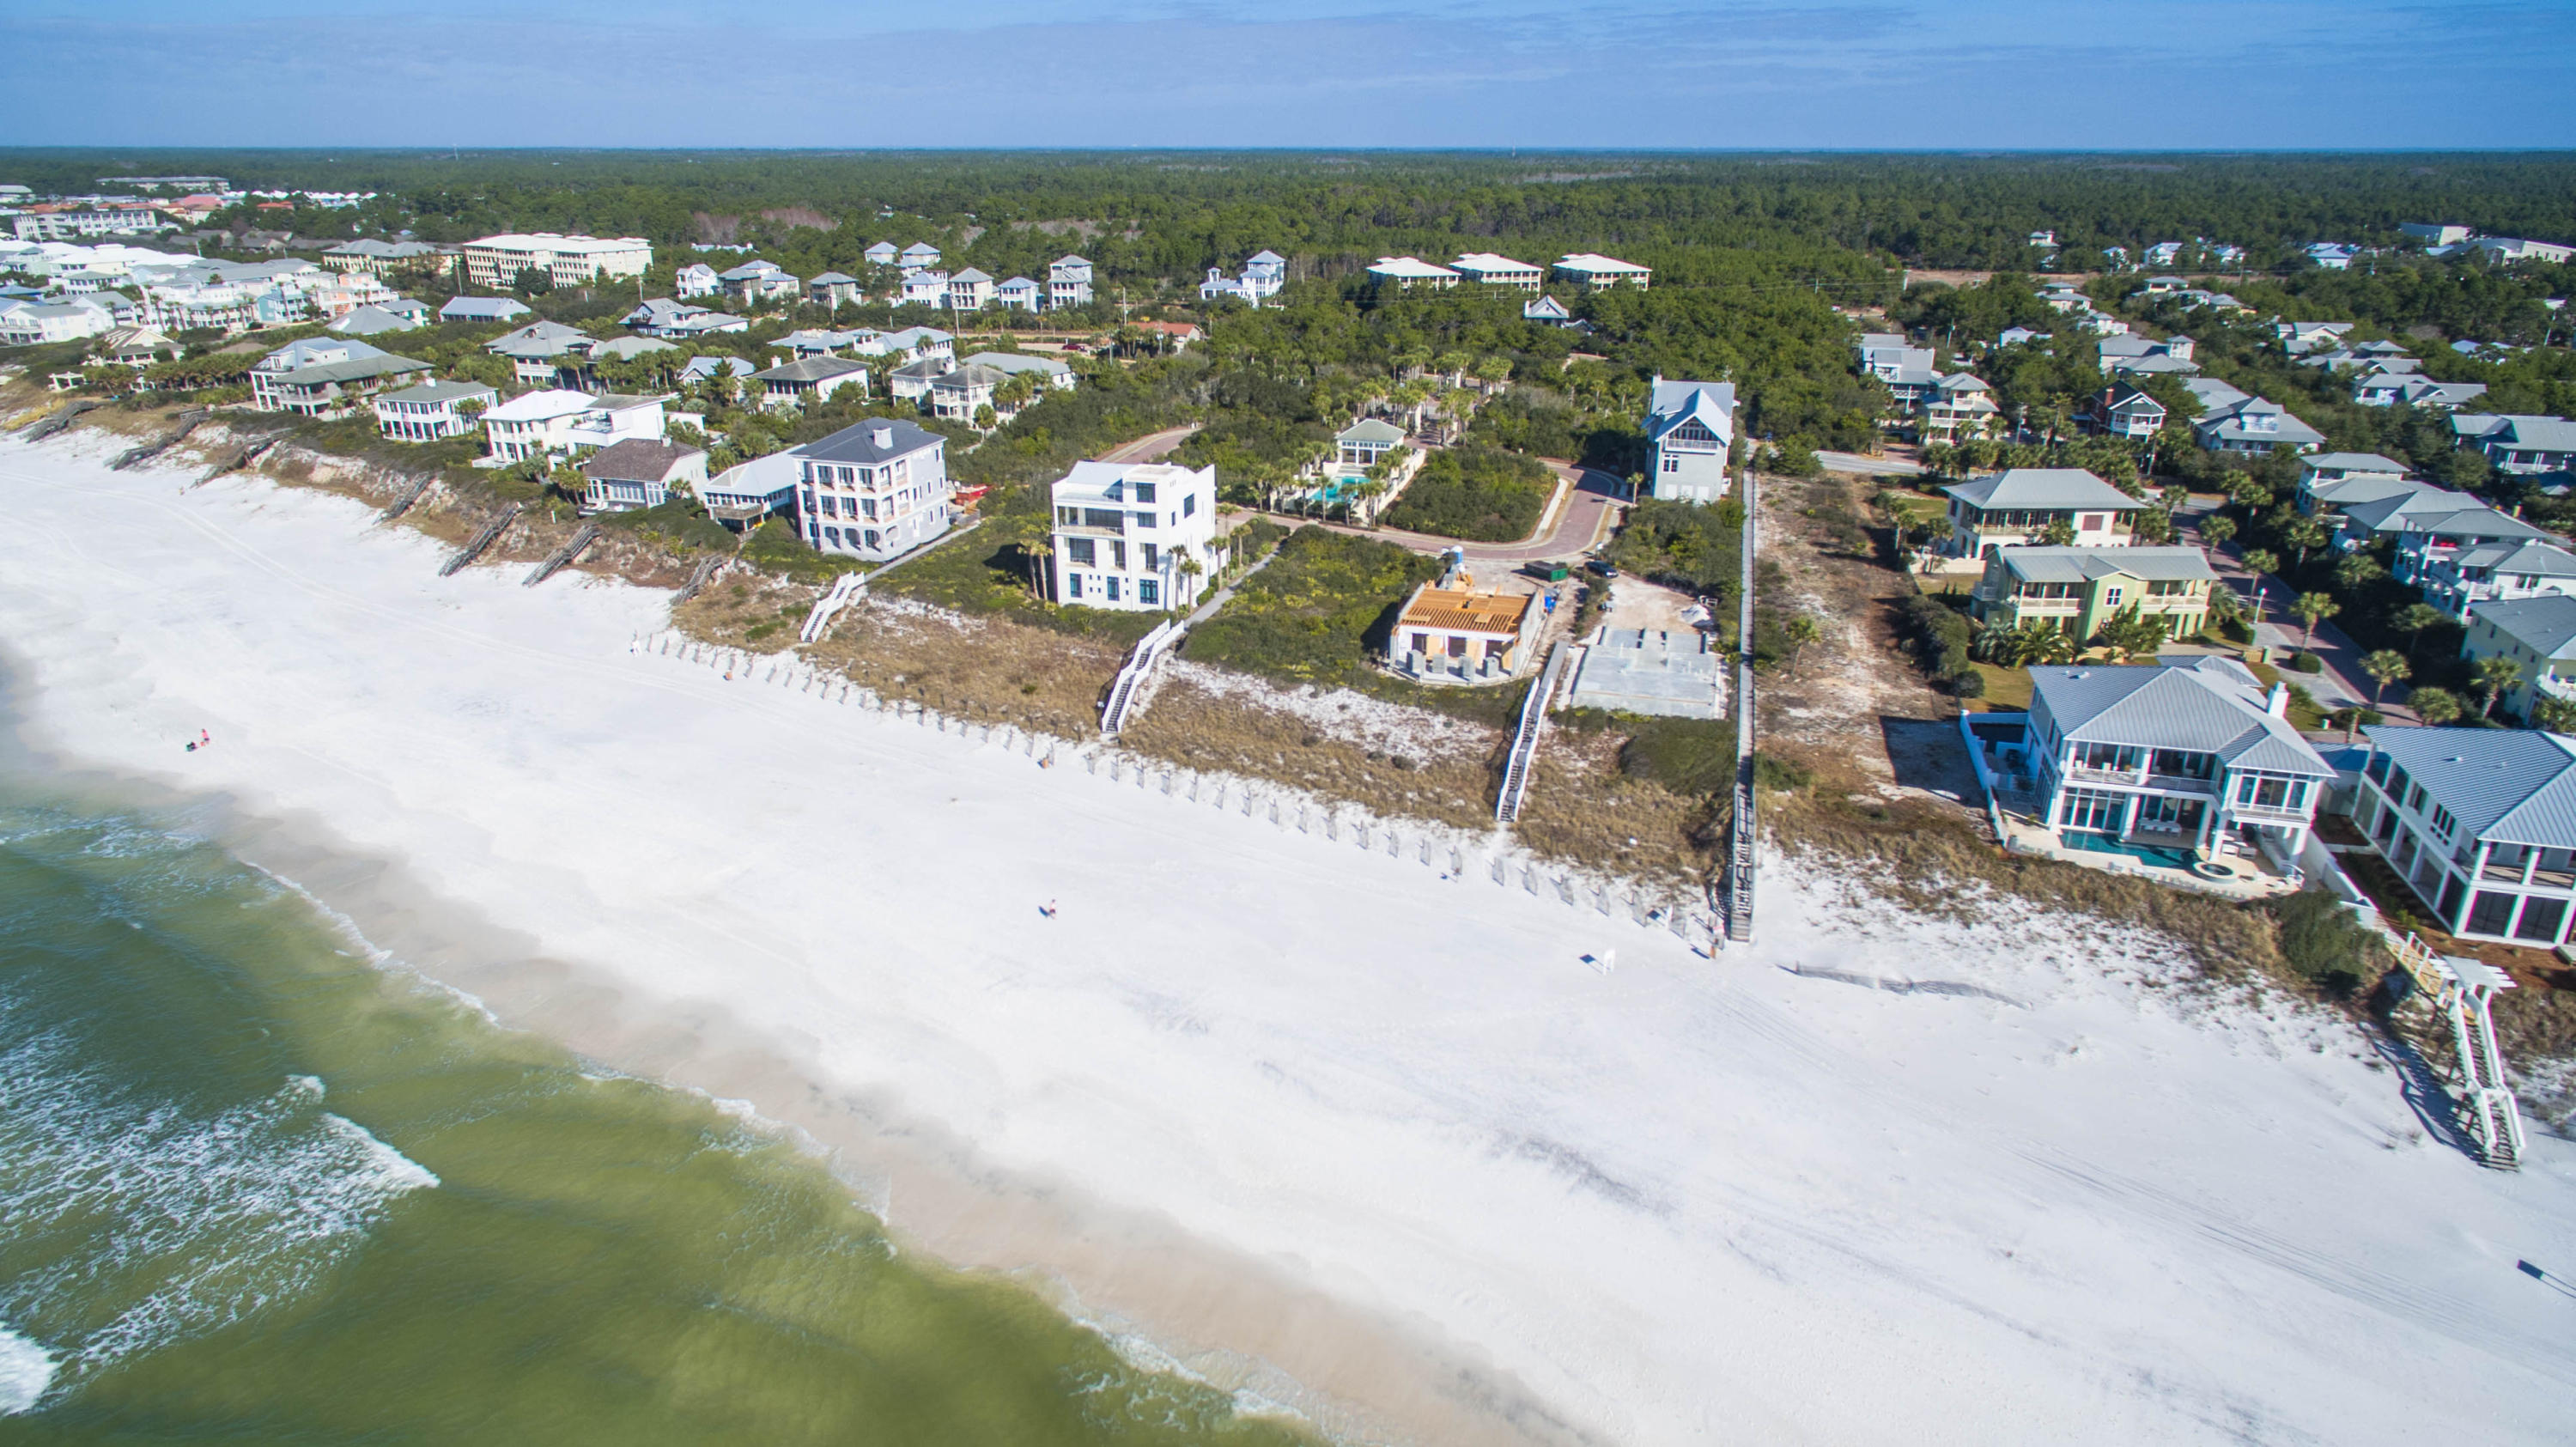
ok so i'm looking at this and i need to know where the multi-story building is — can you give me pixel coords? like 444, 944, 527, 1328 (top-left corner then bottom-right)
1642, 376, 1735, 504
1048, 460, 1221, 611
1449, 252, 1545, 290
751, 356, 869, 410
1938, 468, 2144, 559
2452, 414, 2576, 477
2020, 657, 2334, 864
2078, 382, 2166, 439
1855, 332, 1935, 382
674, 263, 720, 298
1199, 250, 1285, 305
246, 337, 428, 416
0, 299, 114, 345
1047, 254, 1094, 309
2193, 394, 2325, 455
928, 362, 1007, 423
792, 418, 953, 562
373, 380, 497, 441
807, 271, 863, 307
1390, 577, 1542, 683
1921, 373, 2000, 442
2389, 501, 2559, 588
2461, 594, 2576, 722
1970, 546, 2216, 641
480, 390, 665, 464
1366, 257, 1460, 290
897, 243, 942, 275
993, 276, 1040, 310
2353, 726, 2576, 946
459, 233, 651, 290
946, 268, 995, 310
2419, 538, 2576, 619
899, 270, 949, 307
1552, 252, 1652, 289
319, 239, 452, 279
580, 439, 708, 514
718, 260, 799, 308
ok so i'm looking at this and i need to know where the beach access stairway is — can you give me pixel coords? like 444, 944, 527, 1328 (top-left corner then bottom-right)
197, 434, 283, 488
799, 572, 865, 643
1724, 465, 1759, 944
440, 504, 522, 577
111, 409, 210, 471
524, 523, 601, 587
17, 399, 99, 441
676, 556, 724, 603
1495, 641, 1571, 824
1099, 619, 1183, 741
2391, 933, 2524, 1169
380, 472, 434, 521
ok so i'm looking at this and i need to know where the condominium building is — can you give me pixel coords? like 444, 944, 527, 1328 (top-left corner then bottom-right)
1553, 252, 1652, 289
459, 233, 652, 290
1450, 252, 1545, 290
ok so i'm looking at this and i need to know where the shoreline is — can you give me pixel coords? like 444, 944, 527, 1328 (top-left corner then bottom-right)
4, 436, 2573, 1444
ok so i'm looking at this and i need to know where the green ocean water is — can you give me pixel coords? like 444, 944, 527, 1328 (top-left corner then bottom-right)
0, 787, 1310, 1445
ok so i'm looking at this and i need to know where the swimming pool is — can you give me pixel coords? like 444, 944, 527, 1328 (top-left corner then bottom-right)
2063, 832, 2196, 871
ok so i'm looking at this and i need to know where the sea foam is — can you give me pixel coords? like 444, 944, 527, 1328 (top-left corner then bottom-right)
0, 1328, 58, 1415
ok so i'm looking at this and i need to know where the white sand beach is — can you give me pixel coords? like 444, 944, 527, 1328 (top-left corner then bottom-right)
3, 439, 2573, 1444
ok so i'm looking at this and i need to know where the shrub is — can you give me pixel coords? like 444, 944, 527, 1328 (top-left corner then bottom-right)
2288, 651, 2324, 674
1616, 717, 1741, 798
1184, 526, 1439, 687
1949, 667, 1987, 698
1609, 497, 1743, 596
1897, 593, 1977, 680
1752, 752, 1812, 791
1380, 446, 1553, 542
2272, 888, 2383, 998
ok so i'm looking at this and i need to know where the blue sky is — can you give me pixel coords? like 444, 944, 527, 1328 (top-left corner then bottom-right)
3, 1, 2572, 149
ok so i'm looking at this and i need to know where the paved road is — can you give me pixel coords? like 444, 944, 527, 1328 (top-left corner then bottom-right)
1099, 424, 1200, 465
1294, 463, 1626, 562
2186, 521, 2395, 720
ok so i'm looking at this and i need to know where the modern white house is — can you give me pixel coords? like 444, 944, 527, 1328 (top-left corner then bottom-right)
1048, 460, 1221, 611
1367, 257, 1460, 290
1199, 250, 1285, 305
1920, 373, 2001, 442
1856, 332, 1935, 382
897, 242, 942, 275
719, 260, 799, 308
1450, 252, 1545, 290
1938, 468, 2144, 560
1334, 417, 1407, 469
2389, 500, 2561, 592
2354, 725, 2576, 945
480, 390, 665, 465
2020, 656, 2334, 866
2297, 452, 2412, 503
0, 299, 114, 345
247, 337, 429, 416
437, 295, 532, 325
674, 263, 720, 299
2193, 395, 2325, 454
962, 350, 1076, 392
459, 233, 651, 289
1048, 255, 1094, 309
994, 276, 1040, 310
900, 271, 949, 307
1553, 253, 1652, 289
1643, 376, 1736, 503
928, 362, 1012, 423
699, 452, 802, 532
2356, 375, 2487, 410
2469, 237, 2576, 266
580, 439, 707, 513
373, 379, 496, 441
792, 417, 955, 562
863, 241, 900, 270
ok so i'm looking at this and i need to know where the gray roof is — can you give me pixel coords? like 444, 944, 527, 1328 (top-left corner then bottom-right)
2183, 376, 2251, 409
2453, 414, 2521, 441
581, 439, 703, 484
962, 350, 1070, 377
2034, 658, 2332, 775
592, 336, 677, 361
1944, 468, 2144, 512
2494, 416, 2576, 451
754, 355, 868, 383
808, 271, 858, 284
1646, 378, 1735, 442
794, 417, 943, 465
2363, 726, 2576, 847
2306, 452, 2408, 475
949, 268, 993, 284
931, 362, 1007, 392
2472, 594, 2576, 659
486, 319, 591, 358
327, 304, 421, 336
2112, 354, 2199, 375
1337, 418, 1407, 446
678, 355, 755, 380
2449, 538, 2576, 578
1996, 545, 2216, 585
2196, 396, 2326, 447
2311, 475, 2441, 513
2337, 488, 2480, 535
2395, 503, 2555, 544
439, 296, 531, 321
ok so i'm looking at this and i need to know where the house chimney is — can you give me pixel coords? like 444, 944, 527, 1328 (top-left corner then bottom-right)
870, 425, 894, 448
2266, 681, 2289, 718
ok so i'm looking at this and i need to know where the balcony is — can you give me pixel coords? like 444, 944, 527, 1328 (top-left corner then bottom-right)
2228, 799, 2314, 824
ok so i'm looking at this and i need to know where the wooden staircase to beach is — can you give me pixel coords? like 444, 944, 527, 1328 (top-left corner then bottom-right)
2391, 932, 2524, 1170
1099, 618, 1182, 741
440, 504, 522, 577
523, 524, 601, 587
1495, 641, 1571, 824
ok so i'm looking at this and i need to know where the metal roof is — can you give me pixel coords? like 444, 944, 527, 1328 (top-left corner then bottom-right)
754, 355, 867, 383
1996, 545, 2215, 585
1337, 418, 1406, 445
1943, 468, 2143, 512
2363, 725, 2576, 847
2448, 538, 2576, 576
2032, 659, 2331, 775
2467, 594, 2576, 658
793, 417, 942, 465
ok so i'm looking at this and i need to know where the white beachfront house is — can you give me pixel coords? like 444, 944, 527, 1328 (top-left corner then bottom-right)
373, 379, 496, 441
484, 319, 596, 384
791, 417, 954, 562
807, 271, 863, 307
2464, 595, 2576, 721
1048, 460, 1220, 611
2194, 395, 2325, 455
580, 438, 707, 513
1450, 252, 1545, 290
247, 337, 429, 417
480, 390, 665, 465
2452, 415, 2576, 477
1367, 256, 1460, 290
2020, 657, 2334, 866
1048, 255, 1094, 309
1643, 376, 1736, 504
1938, 468, 2145, 560
1553, 253, 1652, 289
2419, 538, 2576, 619
2354, 726, 2576, 946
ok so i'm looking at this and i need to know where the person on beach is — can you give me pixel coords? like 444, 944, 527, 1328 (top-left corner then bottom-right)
1040, 900, 1058, 918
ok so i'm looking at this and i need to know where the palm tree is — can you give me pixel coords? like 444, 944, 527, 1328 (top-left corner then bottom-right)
2199, 514, 2237, 549
1783, 615, 1822, 673
2360, 649, 2410, 706
2474, 654, 2523, 719
2239, 547, 2280, 580
2533, 696, 2576, 734
2409, 686, 2464, 726
1176, 555, 1205, 606
2291, 591, 2338, 648
2334, 551, 2385, 591
2282, 517, 2330, 570
1023, 538, 1053, 600
2395, 602, 2445, 661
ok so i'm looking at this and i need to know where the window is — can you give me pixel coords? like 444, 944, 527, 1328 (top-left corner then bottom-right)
1133, 482, 1157, 503
1141, 543, 1159, 570
2468, 891, 2518, 936
1067, 538, 1095, 566
824, 526, 841, 546
1105, 577, 1121, 602
865, 530, 880, 549
1133, 510, 1157, 529
1067, 574, 1083, 599
2080, 514, 2104, 532
1182, 493, 1197, 518
1662, 455, 1680, 472
2516, 896, 2568, 945
2061, 787, 2126, 832
1139, 580, 1159, 605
